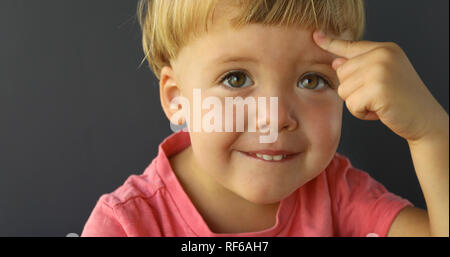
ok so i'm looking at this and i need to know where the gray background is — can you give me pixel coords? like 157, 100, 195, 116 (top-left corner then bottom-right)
0, 0, 448, 236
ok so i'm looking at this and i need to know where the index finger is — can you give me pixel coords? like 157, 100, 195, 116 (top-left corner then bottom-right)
313, 30, 381, 59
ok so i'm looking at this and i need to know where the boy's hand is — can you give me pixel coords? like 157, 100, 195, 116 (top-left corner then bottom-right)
313, 30, 448, 143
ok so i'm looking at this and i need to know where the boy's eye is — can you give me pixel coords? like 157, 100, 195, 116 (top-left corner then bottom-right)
220, 71, 253, 89
218, 71, 333, 90
297, 72, 331, 90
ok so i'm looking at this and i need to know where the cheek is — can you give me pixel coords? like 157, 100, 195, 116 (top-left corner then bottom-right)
301, 96, 343, 153
183, 87, 240, 170
189, 131, 239, 171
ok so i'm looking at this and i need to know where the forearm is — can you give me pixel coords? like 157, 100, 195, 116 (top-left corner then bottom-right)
407, 112, 449, 237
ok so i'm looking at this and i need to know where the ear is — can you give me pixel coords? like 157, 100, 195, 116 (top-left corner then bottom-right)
159, 66, 184, 124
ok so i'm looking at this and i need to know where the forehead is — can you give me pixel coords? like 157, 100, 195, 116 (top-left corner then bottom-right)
174, 2, 350, 72
184, 10, 335, 68
207, 25, 334, 66
182, 30, 334, 78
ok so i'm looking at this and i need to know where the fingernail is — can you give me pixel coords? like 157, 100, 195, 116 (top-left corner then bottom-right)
314, 30, 328, 45
332, 57, 348, 70
316, 30, 327, 39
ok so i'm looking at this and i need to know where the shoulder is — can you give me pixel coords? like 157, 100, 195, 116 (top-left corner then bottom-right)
99, 158, 166, 209
323, 152, 388, 196
325, 152, 373, 184
323, 153, 414, 236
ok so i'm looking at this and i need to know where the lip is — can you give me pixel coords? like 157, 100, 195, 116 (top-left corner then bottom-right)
246, 150, 297, 155
237, 150, 301, 162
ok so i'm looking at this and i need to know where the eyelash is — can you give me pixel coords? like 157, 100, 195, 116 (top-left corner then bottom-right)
218, 70, 252, 90
218, 70, 335, 90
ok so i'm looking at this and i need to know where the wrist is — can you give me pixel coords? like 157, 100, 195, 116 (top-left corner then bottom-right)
408, 109, 449, 147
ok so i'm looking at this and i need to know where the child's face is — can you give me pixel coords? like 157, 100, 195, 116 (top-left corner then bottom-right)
162, 7, 350, 204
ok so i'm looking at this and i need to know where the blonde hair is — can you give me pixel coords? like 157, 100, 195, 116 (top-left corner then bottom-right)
137, 0, 365, 80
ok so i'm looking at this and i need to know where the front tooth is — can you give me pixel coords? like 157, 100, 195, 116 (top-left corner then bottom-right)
262, 154, 273, 160
256, 153, 263, 158
273, 155, 283, 161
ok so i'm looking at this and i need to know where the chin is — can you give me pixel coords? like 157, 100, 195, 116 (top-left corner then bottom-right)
238, 184, 298, 205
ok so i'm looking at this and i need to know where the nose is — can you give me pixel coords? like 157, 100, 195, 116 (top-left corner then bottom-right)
277, 98, 298, 132
257, 90, 298, 133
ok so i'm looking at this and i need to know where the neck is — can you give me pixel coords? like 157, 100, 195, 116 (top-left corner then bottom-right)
169, 146, 280, 233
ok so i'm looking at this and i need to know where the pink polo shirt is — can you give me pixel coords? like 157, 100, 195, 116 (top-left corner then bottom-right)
81, 130, 412, 237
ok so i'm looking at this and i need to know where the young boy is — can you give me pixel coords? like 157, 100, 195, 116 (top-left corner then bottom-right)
81, 0, 449, 237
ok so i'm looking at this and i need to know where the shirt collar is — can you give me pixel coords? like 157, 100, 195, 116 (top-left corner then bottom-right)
155, 130, 298, 236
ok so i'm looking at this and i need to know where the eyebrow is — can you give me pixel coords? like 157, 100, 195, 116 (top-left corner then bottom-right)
214, 56, 259, 64
212, 55, 332, 66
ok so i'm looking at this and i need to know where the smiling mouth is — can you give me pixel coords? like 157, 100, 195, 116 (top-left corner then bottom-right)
238, 151, 300, 162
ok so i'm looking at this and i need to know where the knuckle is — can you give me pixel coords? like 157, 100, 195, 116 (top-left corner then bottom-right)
378, 42, 403, 59
337, 83, 346, 98
345, 95, 360, 115
345, 96, 354, 110
345, 40, 356, 56
375, 47, 394, 60
384, 42, 401, 51
336, 65, 346, 78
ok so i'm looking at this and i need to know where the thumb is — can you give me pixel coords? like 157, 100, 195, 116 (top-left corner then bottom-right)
313, 30, 379, 59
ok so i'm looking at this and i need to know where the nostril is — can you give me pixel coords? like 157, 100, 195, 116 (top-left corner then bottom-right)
258, 122, 270, 133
